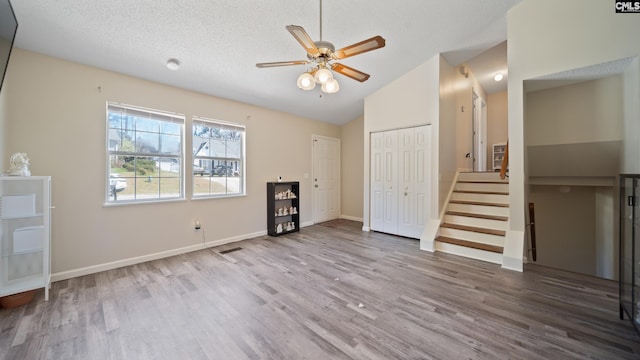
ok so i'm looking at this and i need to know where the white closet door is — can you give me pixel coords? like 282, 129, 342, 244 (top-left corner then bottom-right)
382, 130, 398, 234
398, 127, 415, 237
370, 126, 430, 239
370, 132, 384, 231
397, 126, 430, 238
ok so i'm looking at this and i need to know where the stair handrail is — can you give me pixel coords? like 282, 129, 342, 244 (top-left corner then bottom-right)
500, 141, 509, 179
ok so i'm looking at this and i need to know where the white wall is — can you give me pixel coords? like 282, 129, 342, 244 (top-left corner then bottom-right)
363, 55, 440, 232
340, 115, 364, 221
0, 75, 7, 172
623, 57, 640, 172
4, 49, 341, 278
507, 0, 640, 271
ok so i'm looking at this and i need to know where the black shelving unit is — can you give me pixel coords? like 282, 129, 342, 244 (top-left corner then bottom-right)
620, 174, 640, 336
267, 182, 300, 236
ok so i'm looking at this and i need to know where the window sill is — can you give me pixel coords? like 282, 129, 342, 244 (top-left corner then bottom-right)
103, 197, 187, 208
191, 193, 247, 201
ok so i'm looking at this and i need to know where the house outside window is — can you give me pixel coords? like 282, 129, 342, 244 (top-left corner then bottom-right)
192, 117, 245, 198
106, 103, 184, 203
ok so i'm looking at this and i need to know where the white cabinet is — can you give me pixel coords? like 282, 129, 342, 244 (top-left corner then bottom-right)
370, 126, 431, 238
0, 176, 51, 300
492, 142, 507, 171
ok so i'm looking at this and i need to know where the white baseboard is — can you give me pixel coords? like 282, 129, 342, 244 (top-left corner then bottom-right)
51, 230, 267, 282
501, 255, 524, 272
301, 221, 314, 228
362, 226, 370, 232
340, 215, 363, 222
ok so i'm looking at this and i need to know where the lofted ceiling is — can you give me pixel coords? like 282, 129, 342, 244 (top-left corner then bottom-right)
10, 0, 520, 125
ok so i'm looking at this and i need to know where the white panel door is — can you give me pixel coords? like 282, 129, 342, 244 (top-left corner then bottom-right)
370, 132, 384, 231
313, 136, 340, 223
382, 130, 398, 234
397, 126, 431, 238
398, 127, 415, 237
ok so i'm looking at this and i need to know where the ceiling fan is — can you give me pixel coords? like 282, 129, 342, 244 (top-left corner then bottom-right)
255, 0, 386, 94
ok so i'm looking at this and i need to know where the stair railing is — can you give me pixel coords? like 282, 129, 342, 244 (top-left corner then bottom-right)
528, 202, 537, 261
500, 141, 509, 179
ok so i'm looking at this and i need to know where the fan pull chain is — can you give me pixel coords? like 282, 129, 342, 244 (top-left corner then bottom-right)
319, 0, 323, 41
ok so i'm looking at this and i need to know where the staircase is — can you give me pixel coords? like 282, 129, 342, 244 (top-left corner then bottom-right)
435, 172, 509, 264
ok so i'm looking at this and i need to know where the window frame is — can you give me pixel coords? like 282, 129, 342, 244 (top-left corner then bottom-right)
191, 117, 246, 199
105, 102, 185, 205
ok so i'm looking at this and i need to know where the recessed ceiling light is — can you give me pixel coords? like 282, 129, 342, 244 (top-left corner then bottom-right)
494, 73, 504, 82
166, 58, 180, 70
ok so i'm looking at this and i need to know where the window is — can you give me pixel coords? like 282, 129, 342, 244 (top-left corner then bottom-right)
107, 103, 184, 203
192, 117, 245, 197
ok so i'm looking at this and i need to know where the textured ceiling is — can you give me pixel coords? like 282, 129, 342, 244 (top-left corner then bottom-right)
10, 0, 521, 125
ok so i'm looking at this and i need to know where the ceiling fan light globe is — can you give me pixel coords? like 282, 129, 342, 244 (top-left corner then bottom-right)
314, 68, 333, 84
321, 78, 339, 94
297, 73, 316, 90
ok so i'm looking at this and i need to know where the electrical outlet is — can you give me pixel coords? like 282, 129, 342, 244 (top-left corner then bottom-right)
194, 220, 201, 230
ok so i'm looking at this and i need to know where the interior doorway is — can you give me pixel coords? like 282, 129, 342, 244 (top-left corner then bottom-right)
472, 90, 487, 172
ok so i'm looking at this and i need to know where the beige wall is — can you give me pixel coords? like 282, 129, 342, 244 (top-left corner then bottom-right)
5, 49, 340, 278
455, 66, 488, 172
529, 185, 596, 276
524, 77, 622, 280
438, 56, 458, 216
526, 76, 623, 146
506, 0, 640, 271
486, 91, 508, 168
340, 115, 363, 221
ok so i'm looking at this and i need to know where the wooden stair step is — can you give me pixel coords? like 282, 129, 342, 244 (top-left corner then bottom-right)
449, 200, 509, 208
445, 211, 508, 222
457, 181, 508, 184
436, 236, 504, 253
453, 190, 508, 195
441, 223, 506, 236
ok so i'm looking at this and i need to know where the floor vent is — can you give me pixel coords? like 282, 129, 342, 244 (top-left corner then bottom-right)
219, 247, 243, 254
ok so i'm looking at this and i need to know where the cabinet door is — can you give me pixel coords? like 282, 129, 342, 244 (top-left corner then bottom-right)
0, 176, 50, 299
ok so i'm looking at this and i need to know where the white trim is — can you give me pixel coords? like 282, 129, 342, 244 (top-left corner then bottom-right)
51, 230, 266, 282
502, 255, 524, 272
362, 226, 370, 232
439, 170, 460, 220
301, 220, 314, 228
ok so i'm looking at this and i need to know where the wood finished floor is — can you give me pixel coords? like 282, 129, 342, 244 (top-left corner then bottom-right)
1, 220, 639, 359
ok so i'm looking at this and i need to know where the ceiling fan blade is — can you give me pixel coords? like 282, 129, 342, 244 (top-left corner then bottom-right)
333, 35, 386, 60
256, 60, 310, 68
331, 63, 370, 82
285, 25, 320, 57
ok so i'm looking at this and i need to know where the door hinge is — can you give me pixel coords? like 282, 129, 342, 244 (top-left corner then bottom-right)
629, 196, 636, 207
